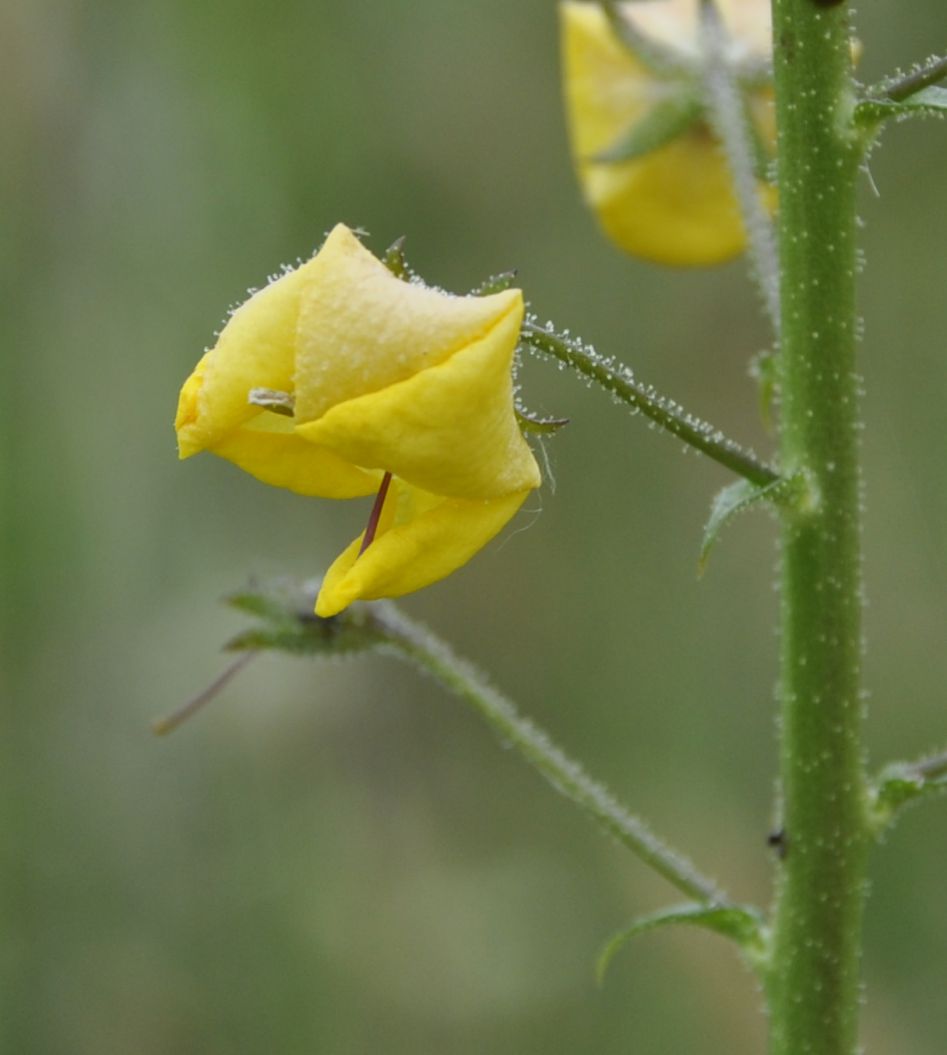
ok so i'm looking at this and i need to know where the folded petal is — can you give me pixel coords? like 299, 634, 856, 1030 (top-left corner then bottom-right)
315, 481, 531, 617
584, 134, 748, 265
212, 411, 379, 498
561, 1, 657, 160
293, 224, 526, 423
294, 293, 541, 500
176, 258, 318, 457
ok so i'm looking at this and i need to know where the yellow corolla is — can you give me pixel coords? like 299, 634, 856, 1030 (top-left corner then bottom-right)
176, 223, 541, 616
561, 0, 775, 266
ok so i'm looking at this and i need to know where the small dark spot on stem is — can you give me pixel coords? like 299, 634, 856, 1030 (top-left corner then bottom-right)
768, 828, 789, 859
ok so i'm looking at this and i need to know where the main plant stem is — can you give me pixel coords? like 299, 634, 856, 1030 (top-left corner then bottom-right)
767, 2, 868, 1053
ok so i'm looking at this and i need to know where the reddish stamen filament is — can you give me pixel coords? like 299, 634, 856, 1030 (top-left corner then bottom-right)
358, 471, 393, 557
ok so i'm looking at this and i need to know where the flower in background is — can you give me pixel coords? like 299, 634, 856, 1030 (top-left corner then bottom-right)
176, 224, 540, 616
560, 0, 775, 266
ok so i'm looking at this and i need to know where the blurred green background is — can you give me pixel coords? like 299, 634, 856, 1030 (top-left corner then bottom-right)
2, 1, 945, 1052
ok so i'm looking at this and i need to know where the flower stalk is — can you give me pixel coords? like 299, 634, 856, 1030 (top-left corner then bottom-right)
521, 322, 778, 487
371, 603, 725, 904
699, 0, 781, 332
868, 53, 947, 102
765, 1, 869, 1052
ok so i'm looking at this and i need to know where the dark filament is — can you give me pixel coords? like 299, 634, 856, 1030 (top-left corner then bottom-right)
358, 471, 393, 557
152, 650, 258, 735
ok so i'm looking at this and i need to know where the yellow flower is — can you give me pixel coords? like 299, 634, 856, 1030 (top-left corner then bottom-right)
176, 224, 541, 617
560, 0, 775, 266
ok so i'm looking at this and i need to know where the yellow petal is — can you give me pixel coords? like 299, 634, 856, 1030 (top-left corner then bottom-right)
315, 480, 531, 617
586, 132, 748, 265
560, 0, 774, 266
294, 293, 541, 500
175, 242, 382, 497
176, 258, 318, 457
561, 1, 657, 162
294, 224, 530, 424
212, 411, 378, 498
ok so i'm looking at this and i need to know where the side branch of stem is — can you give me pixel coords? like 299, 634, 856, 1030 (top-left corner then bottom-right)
871, 53, 947, 102
370, 603, 725, 905
522, 323, 778, 487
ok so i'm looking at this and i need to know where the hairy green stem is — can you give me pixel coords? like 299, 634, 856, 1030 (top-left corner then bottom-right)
371, 603, 725, 904
521, 323, 778, 487
766, 2, 869, 1053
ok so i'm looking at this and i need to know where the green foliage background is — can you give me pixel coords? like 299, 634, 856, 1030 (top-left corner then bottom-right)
2, 1, 944, 1051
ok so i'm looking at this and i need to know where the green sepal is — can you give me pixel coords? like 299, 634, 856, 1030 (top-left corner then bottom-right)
470, 270, 518, 297
225, 580, 387, 657
224, 618, 376, 659
152, 583, 393, 735
699, 477, 785, 575
597, 902, 768, 984
515, 406, 570, 436
868, 755, 947, 835
382, 236, 410, 280
227, 579, 313, 626
856, 85, 947, 127
383, 239, 517, 299
589, 94, 702, 164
